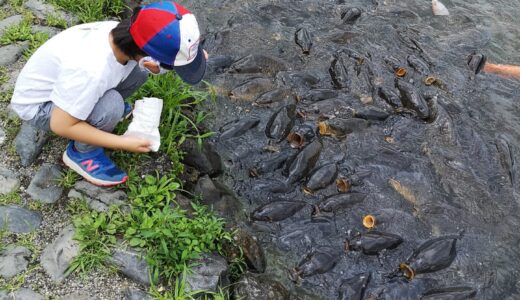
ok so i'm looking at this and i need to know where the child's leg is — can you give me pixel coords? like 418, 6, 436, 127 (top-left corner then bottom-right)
74, 89, 124, 152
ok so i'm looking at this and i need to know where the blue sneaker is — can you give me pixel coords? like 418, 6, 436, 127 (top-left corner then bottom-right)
62, 142, 128, 186
122, 102, 133, 120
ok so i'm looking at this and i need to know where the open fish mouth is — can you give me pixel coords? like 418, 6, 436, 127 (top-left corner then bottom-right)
395, 67, 407, 77
363, 215, 376, 229
287, 132, 305, 148
336, 177, 351, 192
399, 263, 416, 280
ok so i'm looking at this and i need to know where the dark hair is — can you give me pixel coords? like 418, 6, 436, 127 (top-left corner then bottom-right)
111, 7, 146, 59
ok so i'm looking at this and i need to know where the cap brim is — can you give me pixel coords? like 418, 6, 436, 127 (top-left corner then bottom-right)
172, 46, 206, 85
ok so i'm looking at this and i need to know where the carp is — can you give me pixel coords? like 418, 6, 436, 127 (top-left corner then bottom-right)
290, 246, 342, 282
396, 80, 430, 119
421, 287, 476, 299
345, 231, 403, 255
400, 236, 458, 280
314, 192, 367, 214
286, 139, 322, 183
338, 273, 371, 300
295, 27, 313, 54
251, 201, 307, 222
304, 163, 338, 194
319, 118, 369, 139
219, 118, 260, 140
265, 104, 297, 141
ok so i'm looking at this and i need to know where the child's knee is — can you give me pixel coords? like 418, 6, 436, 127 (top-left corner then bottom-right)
90, 89, 124, 128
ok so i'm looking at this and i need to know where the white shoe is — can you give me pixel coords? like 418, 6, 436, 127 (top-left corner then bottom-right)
124, 97, 163, 152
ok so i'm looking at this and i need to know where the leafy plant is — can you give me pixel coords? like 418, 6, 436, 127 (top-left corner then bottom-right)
0, 67, 9, 86
46, 0, 126, 23
127, 73, 214, 165
0, 88, 14, 103
0, 21, 33, 45
45, 13, 68, 28
23, 31, 49, 60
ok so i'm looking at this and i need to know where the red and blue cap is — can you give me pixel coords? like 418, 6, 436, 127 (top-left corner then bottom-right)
130, 1, 206, 84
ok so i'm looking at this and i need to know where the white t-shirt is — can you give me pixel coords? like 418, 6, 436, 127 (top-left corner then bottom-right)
11, 21, 137, 121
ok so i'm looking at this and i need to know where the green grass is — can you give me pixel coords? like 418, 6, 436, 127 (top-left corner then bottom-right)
56, 168, 80, 189
0, 192, 21, 206
23, 31, 49, 60
46, 0, 126, 23
45, 13, 68, 29
0, 20, 33, 45
69, 174, 232, 284
0, 67, 9, 86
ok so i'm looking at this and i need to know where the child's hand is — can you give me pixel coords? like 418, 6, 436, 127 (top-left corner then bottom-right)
120, 135, 152, 153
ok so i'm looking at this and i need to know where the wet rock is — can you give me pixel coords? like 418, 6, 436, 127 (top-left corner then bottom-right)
229, 78, 274, 101
41, 225, 80, 282
286, 139, 322, 183
181, 140, 222, 176
185, 254, 229, 294
304, 163, 337, 193
318, 118, 369, 139
0, 205, 41, 233
0, 42, 29, 67
234, 272, 290, 300
251, 201, 307, 222
0, 15, 23, 34
338, 272, 371, 300
27, 164, 63, 204
14, 122, 48, 166
124, 288, 152, 300
346, 231, 403, 255
68, 181, 128, 212
315, 192, 367, 213
0, 166, 20, 195
234, 229, 266, 273
110, 247, 151, 286
229, 54, 287, 74
219, 118, 260, 140
396, 80, 430, 119
265, 104, 296, 141
0, 288, 44, 300
0, 246, 31, 279
194, 175, 243, 220
295, 27, 312, 54
421, 286, 477, 299
290, 246, 342, 282
341, 7, 362, 24
400, 236, 458, 279
354, 106, 390, 121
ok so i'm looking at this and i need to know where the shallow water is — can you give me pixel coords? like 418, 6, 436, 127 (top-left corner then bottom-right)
173, 0, 520, 298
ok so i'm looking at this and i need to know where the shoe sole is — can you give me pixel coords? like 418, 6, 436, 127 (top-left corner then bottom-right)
62, 151, 128, 187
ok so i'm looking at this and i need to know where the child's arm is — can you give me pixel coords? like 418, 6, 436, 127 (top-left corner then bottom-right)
50, 106, 151, 153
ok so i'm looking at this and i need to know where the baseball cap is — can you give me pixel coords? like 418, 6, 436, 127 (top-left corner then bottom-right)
129, 1, 206, 84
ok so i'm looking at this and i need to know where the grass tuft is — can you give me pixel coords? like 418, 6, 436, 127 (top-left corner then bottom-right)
0, 191, 21, 206
56, 168, 80, 189
46, 0, 126, 23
